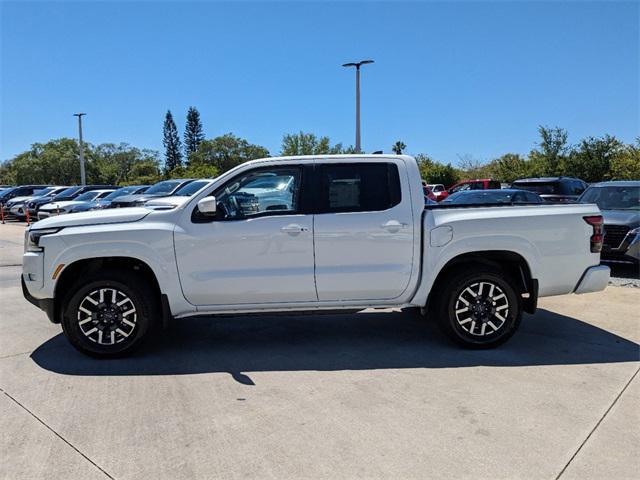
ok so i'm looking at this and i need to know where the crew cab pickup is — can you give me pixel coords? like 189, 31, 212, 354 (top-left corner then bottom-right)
22, 155, 610, 357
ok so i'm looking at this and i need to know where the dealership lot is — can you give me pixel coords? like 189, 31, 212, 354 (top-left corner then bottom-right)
1, 222, 639, 479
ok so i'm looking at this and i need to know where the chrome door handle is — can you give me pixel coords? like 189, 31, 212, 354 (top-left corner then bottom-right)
281, 224, 308, 234
381, 220, 408, 231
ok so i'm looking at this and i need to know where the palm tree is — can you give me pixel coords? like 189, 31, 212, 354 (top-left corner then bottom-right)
392, 141, 406, 155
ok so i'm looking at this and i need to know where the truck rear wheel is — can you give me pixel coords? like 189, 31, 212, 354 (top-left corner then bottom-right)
60, 269, 157, 358
435, 266, 522, 348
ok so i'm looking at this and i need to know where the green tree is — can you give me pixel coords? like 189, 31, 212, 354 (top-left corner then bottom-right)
488, 153, 532, 183
184, 106, 204, 162
91, 143, 161, 184
163, 110, 182, 173
564, 135, 625, 182
415, 154, 460, 187
124, 160, 162, 185
392, 141, 406, 155
1, 138, 86, 185
190, 133, 269, 173
281, 132, 345, 156
609, 139, 640, 180
534, 126, 569, 175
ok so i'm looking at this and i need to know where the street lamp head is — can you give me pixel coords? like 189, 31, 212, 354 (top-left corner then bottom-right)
73, 113, 86, 117
342, 60, 375, 68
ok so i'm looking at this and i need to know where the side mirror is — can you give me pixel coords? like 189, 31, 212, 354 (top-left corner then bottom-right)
197, 196, 217, 215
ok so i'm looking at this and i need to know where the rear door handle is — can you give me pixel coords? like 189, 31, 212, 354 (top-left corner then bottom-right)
281, 224, 308, 234
381, 220, 408, 231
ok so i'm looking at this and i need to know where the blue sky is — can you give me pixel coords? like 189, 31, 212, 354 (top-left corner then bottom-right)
1, 1, 638, 164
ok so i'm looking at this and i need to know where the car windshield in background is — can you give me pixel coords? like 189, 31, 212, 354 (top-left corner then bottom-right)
52, 186, 83, 200
443, 190, 541, 205
33, 187, 54, 196
104, 187, 142, 200
75, 191, 102, 201
174, 180, 210, 196
145, 180, 181, 195
512, 182, 561, 194
580, 186, 640, 211
244, 175, 291, 190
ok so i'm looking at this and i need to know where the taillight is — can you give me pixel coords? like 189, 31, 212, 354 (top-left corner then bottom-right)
584, 215, 603, 253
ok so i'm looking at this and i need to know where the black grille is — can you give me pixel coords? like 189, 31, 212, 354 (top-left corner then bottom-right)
603, 225, 630, 249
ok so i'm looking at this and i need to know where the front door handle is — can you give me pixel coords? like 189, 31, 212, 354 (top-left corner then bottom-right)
281, 224, 308, 235
381, 220, 408, 231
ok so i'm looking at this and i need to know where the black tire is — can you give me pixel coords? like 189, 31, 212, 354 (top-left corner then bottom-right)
61, 269, 158, 358
435, 266, 522, 349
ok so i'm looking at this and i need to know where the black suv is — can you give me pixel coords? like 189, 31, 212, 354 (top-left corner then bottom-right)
511, 177, 587, 202
0, 185, 50, 206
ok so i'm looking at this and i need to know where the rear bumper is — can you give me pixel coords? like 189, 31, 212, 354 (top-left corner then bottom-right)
574, 265, 610, 294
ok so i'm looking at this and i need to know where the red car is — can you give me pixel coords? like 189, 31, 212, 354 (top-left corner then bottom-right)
437, 179, 502, 201
421, 181, 438, 202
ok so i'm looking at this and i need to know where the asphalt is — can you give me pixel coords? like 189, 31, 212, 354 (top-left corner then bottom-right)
1, 221, 639, 479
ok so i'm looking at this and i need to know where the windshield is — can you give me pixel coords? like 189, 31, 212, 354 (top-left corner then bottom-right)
174, 180, 210, 196
512, 181, 561, 194
32, 187, 53, 196
145, 180, 181, 194
579, 186, 640, 211
52, 186, 82, 200
75, 191, 103, 201
103, 187, 144, 200
443, 190, 539, 204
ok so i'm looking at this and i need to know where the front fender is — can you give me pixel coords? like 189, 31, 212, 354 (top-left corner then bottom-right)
39, 222, 196, 317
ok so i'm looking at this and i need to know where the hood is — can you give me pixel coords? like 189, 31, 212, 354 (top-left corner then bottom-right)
602, 209, 640, 227
113, 193, 166, 204
144, 196, 192, 209
5, 195, 33, 206
32, 207, 151, 230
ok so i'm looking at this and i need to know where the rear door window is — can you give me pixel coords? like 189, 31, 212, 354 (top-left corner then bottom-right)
318, 163, 401, 213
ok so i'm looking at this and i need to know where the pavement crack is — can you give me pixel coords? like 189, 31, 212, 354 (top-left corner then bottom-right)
1, 389, 116, 480
0, 350, 32, 360
555, 366, 640, 480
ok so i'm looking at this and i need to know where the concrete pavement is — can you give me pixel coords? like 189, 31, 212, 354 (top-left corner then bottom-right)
1, 223, 639, 479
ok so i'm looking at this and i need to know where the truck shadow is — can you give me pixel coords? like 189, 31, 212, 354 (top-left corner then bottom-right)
30, 309, 639, 385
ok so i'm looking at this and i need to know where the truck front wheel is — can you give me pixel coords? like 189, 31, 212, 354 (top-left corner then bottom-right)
60, 269, 157, 358
436, 267, 522, 348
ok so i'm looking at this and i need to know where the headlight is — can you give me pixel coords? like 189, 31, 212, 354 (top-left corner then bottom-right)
26, 228, 61, 252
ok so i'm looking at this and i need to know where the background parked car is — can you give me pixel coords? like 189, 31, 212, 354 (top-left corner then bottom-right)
66, 185, 150, 213
511, 176, 587, 202
436, 179, 502, 202
38, 189, 116, 219
27, 185, 118, 216
144, 180, 215, 209
421, 182, 438, 202
6, 186, 69, 220
109, 179, 196, 208
578, 181, 640, 265
441, 189, 543, 205
0, 185, 49, 206
426, 183, 446, 200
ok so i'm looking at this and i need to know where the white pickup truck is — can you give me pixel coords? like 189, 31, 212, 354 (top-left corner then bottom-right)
22, 155, 610, 357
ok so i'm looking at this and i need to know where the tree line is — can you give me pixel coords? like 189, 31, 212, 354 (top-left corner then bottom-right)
1, 110, 637, 187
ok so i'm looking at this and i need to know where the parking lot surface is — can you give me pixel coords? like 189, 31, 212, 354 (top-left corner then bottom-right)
1, 222, 639, 479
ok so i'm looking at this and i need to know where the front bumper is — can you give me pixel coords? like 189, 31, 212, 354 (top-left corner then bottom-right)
21, 276, 56, 322
574, 265, 610, 294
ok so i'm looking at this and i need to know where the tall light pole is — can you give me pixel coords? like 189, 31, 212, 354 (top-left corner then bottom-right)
73, 113, 87, 185
342, 59, 374, 153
